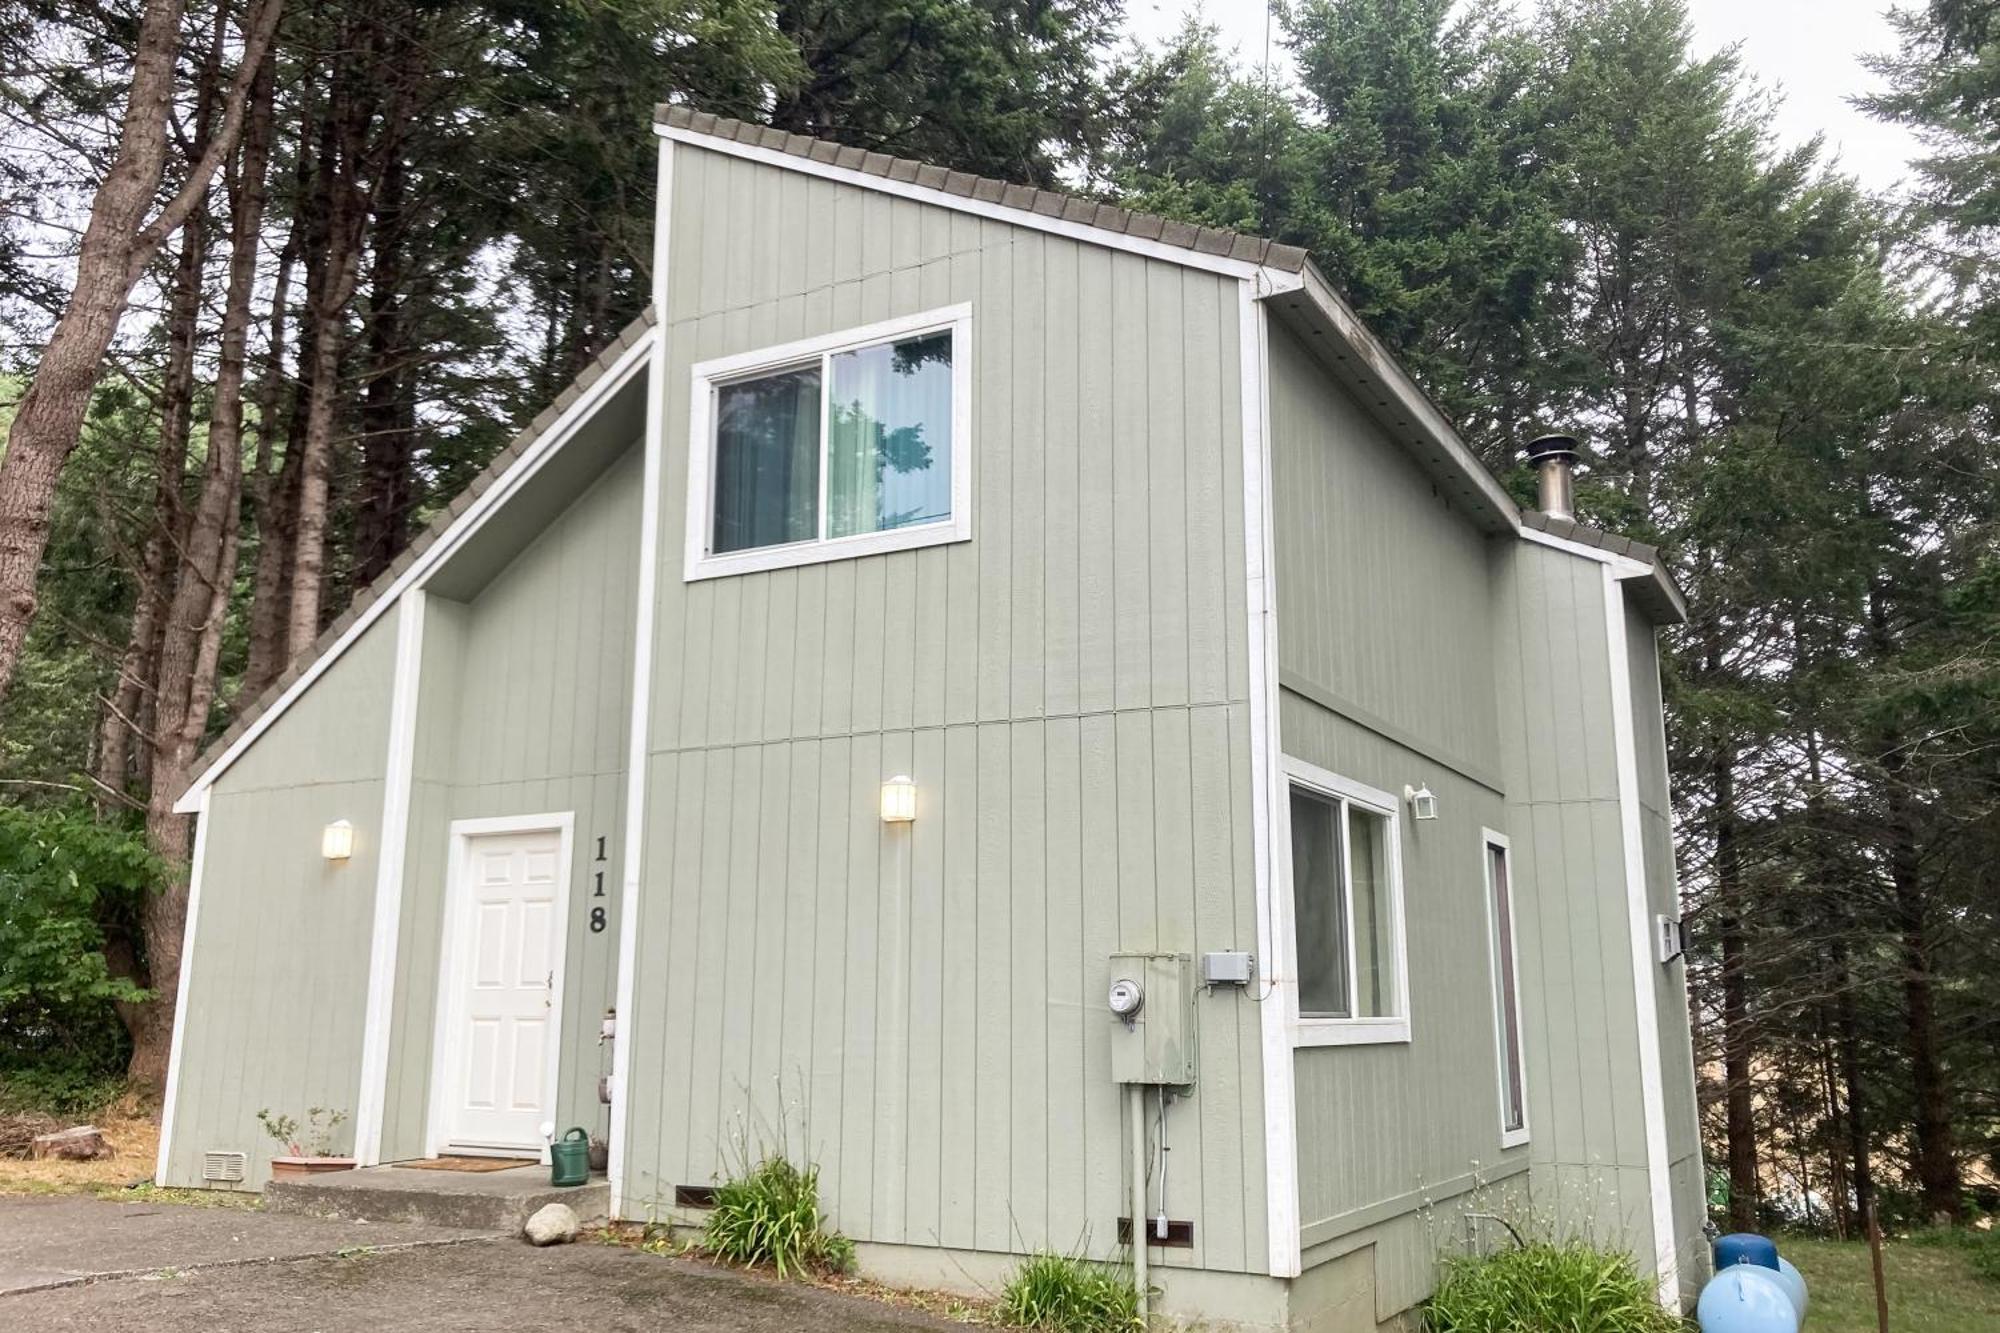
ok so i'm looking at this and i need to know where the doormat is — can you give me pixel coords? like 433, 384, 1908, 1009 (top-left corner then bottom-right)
399, 1156, 529, 1173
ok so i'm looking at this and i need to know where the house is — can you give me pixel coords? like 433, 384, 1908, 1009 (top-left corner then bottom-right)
155, 108, 1706, 1330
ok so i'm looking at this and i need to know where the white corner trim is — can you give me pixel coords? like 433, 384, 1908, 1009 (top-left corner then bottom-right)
1239, 282, 1301, 1279
683, 302, 974, 582
1518, 525, 1654, 580
609, 135, 673, 1218
353, 589, 426, 1166
1601, 568, 1680, 1305
153, 785, 211, 1186
424, 811, 576, 1160
173, 326, 658, 813
1480, 827, 1532, 1152
655, 120, 1306, 290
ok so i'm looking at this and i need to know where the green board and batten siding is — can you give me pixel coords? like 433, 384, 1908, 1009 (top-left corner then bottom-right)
618, 142, 1271, 1273
1266, 319, 1532, 1315
159, 616, 397, 1187
376, 443, 644, 1161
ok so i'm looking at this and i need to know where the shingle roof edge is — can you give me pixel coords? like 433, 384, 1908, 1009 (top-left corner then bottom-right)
181, 306, 659, 793
654, 105, 1311, 275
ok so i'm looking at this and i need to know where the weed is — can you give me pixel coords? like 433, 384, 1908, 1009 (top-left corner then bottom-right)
701, 1156, 854, 1278
996, 1250, 1143, 1333
1424, 1239, 1682, 1333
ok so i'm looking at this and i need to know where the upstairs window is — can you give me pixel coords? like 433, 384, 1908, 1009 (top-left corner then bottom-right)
1281, 757, 1410, 1045
686, 305, 972, 579
1484, 830, 1529, 1146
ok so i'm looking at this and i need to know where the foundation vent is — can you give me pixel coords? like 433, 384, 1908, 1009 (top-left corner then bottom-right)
202, 1150, 247, 1183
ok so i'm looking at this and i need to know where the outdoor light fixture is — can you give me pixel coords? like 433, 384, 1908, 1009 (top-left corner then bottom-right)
321, 819, 355, 861
880, 776, 917, 823
1404, 785, 1439, 821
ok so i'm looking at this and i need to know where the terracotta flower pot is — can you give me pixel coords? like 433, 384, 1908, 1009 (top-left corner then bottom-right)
269, 1155, 357, 1179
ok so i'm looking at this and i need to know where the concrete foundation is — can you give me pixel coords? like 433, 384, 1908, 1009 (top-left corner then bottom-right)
265, 1163, 609, 1232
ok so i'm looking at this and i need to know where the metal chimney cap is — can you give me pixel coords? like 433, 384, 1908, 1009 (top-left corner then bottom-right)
1525, 433, 1582, 466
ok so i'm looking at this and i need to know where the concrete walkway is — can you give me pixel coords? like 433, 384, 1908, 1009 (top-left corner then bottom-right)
0, 1197, 966, 1331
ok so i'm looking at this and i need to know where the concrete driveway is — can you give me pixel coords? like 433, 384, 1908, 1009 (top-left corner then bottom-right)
0, 1196, 966, 1331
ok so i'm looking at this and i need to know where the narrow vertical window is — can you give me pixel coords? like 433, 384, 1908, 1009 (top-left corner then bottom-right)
1485, 833, 1529, 1145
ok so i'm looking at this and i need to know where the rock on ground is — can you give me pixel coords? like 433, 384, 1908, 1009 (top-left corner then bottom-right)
29, 1127, 109, 1161
523, 1202, 579, 1246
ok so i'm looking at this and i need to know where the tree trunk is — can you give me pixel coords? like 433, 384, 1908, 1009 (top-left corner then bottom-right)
1715, 744, 1759, 1232
355, 149, 412, 586
133, 57, 275, 1097
0, 0, 281, 708
1866, 582, 1961, 1222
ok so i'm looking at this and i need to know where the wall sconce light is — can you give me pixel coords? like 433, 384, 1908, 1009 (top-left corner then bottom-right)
1404, 785, 1439, 821
879, 776, 917, 823
321, 819, 355, 861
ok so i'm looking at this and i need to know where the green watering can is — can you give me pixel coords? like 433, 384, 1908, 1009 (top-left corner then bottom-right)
549, 1127, 591, 1187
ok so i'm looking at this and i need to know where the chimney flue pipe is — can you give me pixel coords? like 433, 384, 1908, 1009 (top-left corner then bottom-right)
1526, 434, 1581, 521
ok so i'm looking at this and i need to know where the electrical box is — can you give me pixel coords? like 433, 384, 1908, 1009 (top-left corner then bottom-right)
1201, 951, 1255, 986
1107, 952, 1196, 1086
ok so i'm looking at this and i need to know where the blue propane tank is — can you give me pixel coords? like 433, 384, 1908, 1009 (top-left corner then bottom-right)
1697, 1264, 1799, 1333
1714, 1233, 1781, 1271
1768, 1257, 1809, 1324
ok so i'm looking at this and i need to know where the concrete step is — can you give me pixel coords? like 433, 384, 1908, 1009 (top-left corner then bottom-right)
264, 1163, 610, 1233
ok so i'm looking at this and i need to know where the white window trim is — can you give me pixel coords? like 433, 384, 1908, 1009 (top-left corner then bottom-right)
1277, 755, 1412, 1047
683, 303, 973, 581
1481, 828, 1531, 1149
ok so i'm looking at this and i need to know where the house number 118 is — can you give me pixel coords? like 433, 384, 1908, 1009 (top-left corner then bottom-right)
589, 834, 608, 933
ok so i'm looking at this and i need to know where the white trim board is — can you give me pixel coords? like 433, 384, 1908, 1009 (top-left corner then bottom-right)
424, 811, 577, 1160
655, 121, 1308, 290
153, 786, 211, 1186
1602, 566, 1680, 1306
683, 302, 974, 582
352, 590, 426, 1166
1238, 283, 1300, 1279
172, 327, 658, 813
609, 134, 674, 1218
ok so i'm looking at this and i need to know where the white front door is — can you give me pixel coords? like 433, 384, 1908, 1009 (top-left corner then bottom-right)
445, 827, 565, 1153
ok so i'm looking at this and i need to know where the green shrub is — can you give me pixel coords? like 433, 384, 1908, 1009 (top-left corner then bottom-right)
0, 805, 161, 1111
1425, 1239, 1682, 1333
700, 1156, 854, 1278
1909, 1226, 2000, 1284
997, 1251, 1143, 1333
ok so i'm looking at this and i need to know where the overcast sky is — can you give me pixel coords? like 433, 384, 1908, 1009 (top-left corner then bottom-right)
1123, 0, 1925, 193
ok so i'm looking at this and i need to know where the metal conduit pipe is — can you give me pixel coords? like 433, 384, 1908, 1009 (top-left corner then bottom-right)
1130, 1083, 1149, 1324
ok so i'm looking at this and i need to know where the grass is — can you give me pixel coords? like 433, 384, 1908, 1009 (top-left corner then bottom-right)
995, 1251, 1142, 1333
0, 1103, 162, 1196
1783, 1232, 2000, 1333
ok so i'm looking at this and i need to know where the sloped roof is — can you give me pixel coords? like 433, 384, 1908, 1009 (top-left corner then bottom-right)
183, 308, 658, 788
1522, 510, 1687, 623
653, 105, 1312, 274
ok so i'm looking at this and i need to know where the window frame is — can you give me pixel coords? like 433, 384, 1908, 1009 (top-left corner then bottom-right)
683, 303, 974, 581
1481, 828, 1531, 1148
1277, 755, 1412, 1047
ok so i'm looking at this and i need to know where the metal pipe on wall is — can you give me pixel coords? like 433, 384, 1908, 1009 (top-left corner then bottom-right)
1130, 1083, 1149, 1323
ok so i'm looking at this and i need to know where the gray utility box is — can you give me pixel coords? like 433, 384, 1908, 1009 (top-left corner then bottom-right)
1108, 952, 1196, 1086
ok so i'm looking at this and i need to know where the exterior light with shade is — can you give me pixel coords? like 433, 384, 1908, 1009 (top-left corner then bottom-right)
1404, 785, 1438, 821
321, 819, 355, 861
880, 776, 917, 823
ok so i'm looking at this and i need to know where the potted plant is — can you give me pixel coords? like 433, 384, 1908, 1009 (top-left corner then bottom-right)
258, 1107, 355, 1179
